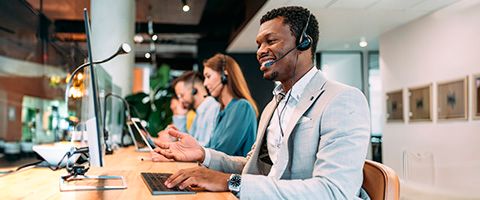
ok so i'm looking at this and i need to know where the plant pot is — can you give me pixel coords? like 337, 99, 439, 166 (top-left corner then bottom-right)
0, 140, 5, 153
4, 142, 21, 161
21, 141, 35, 157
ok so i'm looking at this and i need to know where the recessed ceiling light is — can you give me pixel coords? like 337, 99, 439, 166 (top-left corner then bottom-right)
145, 52, 151, 59
182, 0, 190, 12
359, 37, 368, 48
182, 5, 190, 12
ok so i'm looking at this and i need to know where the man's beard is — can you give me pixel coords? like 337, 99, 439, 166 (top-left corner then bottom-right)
265, 71, 278, 81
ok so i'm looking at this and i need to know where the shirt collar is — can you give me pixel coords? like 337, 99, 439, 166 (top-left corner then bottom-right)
272, 66, 319, 102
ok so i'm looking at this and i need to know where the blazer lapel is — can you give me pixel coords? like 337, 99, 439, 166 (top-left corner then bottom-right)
243, 97, 278, 174
283, 71, 327, 139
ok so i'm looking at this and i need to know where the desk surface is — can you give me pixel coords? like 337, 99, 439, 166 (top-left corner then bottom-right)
0, 146, 237, 200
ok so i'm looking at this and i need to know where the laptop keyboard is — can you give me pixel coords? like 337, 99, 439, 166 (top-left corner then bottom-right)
140, 172, 195, 195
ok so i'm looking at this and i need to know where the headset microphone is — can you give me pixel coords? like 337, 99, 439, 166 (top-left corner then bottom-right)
263, 45, 297, 68
208, 82, 223, 95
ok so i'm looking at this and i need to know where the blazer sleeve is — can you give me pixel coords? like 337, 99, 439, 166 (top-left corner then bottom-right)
239, 88, 371, 200
206, 148, 248, 174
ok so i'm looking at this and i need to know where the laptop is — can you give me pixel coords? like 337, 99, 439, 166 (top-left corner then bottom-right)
130, 118, 158, 151
127, 118, 152, 152
140, 172, 195, 195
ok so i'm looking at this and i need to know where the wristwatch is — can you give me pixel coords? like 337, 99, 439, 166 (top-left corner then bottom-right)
227, 174, 242, 194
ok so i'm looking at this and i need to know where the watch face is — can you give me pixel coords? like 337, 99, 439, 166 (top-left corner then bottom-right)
230, 175, 241, 187
228, 174, 241, 192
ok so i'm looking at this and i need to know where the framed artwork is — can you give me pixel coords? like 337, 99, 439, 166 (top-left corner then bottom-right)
386, 90, 403, 122
474, 74, 480, 119
408, 84, 432, 121
437, 77, 468, 120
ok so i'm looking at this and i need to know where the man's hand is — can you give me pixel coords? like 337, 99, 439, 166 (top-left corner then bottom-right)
172, 100, 189, 115
165, 166, 230, 192
155, 129, 205, 162
154, 126, 178, 146
150, 151, 174, 162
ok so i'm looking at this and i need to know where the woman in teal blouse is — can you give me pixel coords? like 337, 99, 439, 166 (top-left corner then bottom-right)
202, 53, 258, 156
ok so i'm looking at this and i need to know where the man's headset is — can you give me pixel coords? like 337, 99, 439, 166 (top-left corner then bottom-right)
264, 13, 312, 68
190, 72, 198, 95
297, 13, 312, 51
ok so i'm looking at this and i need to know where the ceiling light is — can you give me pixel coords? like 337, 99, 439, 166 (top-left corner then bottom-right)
182, 0, 190, 12
134, 35, 143, 43
182, 5, 190, 12
151, 34, 158, 41
145, 52, 151, 59
359, 37, 368, 48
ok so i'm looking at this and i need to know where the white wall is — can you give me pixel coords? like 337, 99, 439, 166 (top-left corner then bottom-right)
380, 0, 480, 198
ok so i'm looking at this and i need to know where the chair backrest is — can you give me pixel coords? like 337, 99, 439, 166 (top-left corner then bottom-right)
362, 160, 400, 200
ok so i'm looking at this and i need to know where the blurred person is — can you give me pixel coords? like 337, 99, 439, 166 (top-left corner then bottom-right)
170, 71, 220, 146
153, 53, 259, 157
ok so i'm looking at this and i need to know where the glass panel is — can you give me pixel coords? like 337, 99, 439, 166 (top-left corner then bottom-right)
368, 52, 382, 136
320, 53, 363, 91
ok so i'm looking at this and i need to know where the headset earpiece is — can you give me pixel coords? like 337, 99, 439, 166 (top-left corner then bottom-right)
221, 74, 228, 85
190, 72, 199, 95
220, 54, 228, 85
297, 34, 312, 51
192, 87, 198, 95
296, 13, 312, 51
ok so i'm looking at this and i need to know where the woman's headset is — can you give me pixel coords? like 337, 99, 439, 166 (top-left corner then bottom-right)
220, 54, 228, 85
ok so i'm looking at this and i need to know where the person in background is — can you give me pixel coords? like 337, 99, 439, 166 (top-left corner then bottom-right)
201, 53, 259, 156
170, 71, 220, 146
153, 53, 259, 157
152, 72, 220, 163
154, 6, 370, 199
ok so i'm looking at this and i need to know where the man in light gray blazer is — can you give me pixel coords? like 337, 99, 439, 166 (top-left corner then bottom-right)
155, 6, 370, 199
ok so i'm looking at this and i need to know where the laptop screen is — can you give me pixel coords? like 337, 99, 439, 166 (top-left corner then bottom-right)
127, 120, 148, 149
131, 118, 157, 151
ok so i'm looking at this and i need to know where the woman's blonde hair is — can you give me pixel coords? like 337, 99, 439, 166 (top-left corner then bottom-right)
203, 53, 259, 117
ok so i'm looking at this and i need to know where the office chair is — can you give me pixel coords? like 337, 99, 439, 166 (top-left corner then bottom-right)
362, 160, 400, 200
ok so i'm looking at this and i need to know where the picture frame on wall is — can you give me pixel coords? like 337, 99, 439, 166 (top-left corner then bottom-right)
473, 74, 480, 119
386, 90, 403, 122
437, 77, 468, 120
408, 84, 432, 121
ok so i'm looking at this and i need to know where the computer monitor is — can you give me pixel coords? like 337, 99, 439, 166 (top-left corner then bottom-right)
59, 9, 126, 192
82, 9, 106, 167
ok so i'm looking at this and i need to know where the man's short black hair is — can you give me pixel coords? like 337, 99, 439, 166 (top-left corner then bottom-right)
260, 6, 319, 61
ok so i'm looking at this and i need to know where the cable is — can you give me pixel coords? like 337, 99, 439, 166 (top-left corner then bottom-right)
103, 93, 132, 154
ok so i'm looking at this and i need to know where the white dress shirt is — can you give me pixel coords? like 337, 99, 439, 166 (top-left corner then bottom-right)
266, 66, 318, 175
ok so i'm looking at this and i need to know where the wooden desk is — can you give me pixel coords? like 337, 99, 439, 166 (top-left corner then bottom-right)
0, 146, 237, 200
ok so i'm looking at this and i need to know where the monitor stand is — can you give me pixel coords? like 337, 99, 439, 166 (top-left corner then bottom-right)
58, 140, 127, 191
59, 175, 127, 191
